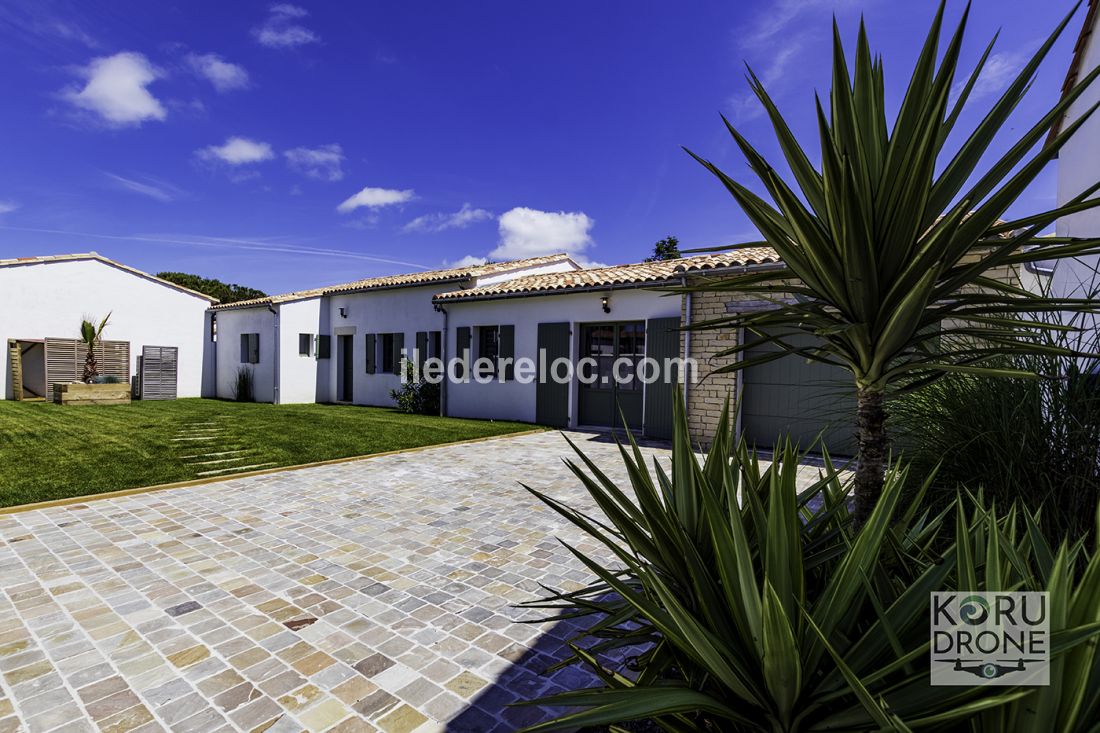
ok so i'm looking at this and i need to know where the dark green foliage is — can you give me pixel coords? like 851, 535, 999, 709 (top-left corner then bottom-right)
391, 362, 441, 415
892, 333, 1100, 541
157, 271, 268, 304
518, 392, 1100, 732
643, 236, 681, 262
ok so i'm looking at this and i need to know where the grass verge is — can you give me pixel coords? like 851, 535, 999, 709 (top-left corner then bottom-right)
0, 398, 538, 507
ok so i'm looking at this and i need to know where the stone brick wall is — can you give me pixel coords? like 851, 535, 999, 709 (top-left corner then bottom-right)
682, 289, 742, 445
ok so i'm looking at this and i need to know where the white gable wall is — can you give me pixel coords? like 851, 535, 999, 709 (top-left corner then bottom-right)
1, 258, 211, 400
1054, 24, 1100, 328
212, 306, 276, 403
277, 298, 326, 404
443, 288, 679, 425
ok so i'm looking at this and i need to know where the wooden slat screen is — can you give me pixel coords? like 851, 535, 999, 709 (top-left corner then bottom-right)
44, 338, 131, 395
7, 340, 22, 401
141, 345, 178, 400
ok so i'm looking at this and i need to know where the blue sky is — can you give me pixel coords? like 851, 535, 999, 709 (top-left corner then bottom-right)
0, 0, 1085, 294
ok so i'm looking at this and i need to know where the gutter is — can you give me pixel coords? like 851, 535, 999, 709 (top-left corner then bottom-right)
434, 302, 449, 416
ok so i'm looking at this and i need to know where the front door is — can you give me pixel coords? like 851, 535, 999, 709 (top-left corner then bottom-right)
578, 322, 645, 431
337, 335, 354, 402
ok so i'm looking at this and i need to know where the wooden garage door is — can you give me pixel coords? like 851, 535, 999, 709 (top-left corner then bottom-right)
741, 331, 856, 455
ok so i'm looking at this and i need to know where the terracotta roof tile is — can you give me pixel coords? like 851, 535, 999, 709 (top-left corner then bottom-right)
211, 253, 579, 310
432, 247, 780, 302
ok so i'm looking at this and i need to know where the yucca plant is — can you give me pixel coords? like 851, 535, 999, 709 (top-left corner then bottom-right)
79, 311, 112, 383
685, 1, 1100, 524
517, 392, 1100, 731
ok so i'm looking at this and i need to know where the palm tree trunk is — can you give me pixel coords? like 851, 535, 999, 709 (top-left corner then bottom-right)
83, 348, 97, 383
853, 387, 887, 527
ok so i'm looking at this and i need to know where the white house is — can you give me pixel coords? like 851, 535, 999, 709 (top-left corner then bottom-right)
208, 254, 581, 404
1052, 0, 1100, 334
1, 252, 216, 400
432, 249, 786, 441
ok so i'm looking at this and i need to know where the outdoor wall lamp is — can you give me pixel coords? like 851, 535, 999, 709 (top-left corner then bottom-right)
339, 307, 348, 318
600, 294, 611, 313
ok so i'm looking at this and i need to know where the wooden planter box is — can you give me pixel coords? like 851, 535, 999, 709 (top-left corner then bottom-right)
53, 382, 131, 406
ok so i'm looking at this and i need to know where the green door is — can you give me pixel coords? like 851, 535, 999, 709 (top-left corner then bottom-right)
578, 322, 645, 431
536, 322, 570, 427
741, 331, 857, 455
643, 317, 681, 440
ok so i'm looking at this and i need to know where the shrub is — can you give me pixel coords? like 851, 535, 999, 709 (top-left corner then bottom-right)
891, 331, 1100, 541
517, 393, 1100, 732
232, 366, 255, 402
390, 361, 440, 415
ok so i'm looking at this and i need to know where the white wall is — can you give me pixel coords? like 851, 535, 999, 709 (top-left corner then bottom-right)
0, 258, 212, 400
1054, 26, 1100, 320
277, 298, 325, 404
213, 306, 276, 402
325, 284, 447, 406
444, 288, 680, 425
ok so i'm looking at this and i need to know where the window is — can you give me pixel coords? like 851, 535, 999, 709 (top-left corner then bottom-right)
240, 333, 259, 364
478, 326, 500, 375
414, 331, 442, 369
475, 325, 515, 380
299, 333, 312, 356
381, 333, 395, 374
366, 333, 403, 375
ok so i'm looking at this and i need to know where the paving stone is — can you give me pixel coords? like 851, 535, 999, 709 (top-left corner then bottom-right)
0, 432, 753, 731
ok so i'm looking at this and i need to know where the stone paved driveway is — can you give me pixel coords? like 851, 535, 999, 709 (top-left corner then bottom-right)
0, 431, 678, 733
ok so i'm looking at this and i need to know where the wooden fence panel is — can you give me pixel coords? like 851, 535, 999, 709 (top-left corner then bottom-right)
44, 338, 130, 394
140, 346, 178, 400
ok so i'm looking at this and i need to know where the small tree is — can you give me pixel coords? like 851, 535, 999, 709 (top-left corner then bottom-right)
79, 312, 111, 383
644, 235, 681, 262
686, 3, 1100, 525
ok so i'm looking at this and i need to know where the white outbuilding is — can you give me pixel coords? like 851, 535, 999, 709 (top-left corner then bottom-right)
1, 252, 217, 400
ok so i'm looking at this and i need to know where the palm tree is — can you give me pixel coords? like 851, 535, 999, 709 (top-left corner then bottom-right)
686, 2, 1100, 525
80, 312, 112, 383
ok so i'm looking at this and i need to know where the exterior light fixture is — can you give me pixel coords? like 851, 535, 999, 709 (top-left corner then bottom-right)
600, 294, 611, 313
339, 307, 348, 318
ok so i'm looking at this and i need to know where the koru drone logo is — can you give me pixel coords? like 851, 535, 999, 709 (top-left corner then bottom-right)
930, 592, 1049, 686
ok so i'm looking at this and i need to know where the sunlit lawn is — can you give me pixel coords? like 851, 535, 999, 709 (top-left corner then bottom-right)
0, 398, 536, 507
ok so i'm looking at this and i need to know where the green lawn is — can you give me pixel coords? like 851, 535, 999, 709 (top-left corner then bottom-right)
0, 399, 537, 508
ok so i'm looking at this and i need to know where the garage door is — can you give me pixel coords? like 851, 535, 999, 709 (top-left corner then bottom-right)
741, 331, 856, 455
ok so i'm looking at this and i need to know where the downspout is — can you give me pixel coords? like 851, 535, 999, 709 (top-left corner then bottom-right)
268, 304, 280, 404
681, 276, 691, 408
211, 311, 217, 399
434, 302, 448, 416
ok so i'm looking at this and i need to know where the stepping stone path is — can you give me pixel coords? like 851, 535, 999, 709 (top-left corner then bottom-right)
171, 418, 276, 478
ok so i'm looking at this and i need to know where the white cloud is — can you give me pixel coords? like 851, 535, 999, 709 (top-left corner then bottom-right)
491, 207, 594, 260
403, 203, 493, 233
253, 4, 320, 48
284, 144, 344, 181
186, 53, 249, 92
337, 186, 414, 213
62, 52, 165, 126
447, 255, 489, 268
198, 137, 275, 165
0, 200, 18, 215
104, 172, 182, 202
953, 51, 1025, 102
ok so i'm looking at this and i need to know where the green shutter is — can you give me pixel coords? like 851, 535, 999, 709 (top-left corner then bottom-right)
392, 333, 405, 374
416, 331, 428, 369
365, 333, 376, 373
240, 333, 249, 364
536, 322, 570, 427
643, 317, 681, 440
456, 327, 471, 379
317, 335, 331, 359
498, 325, 515, 381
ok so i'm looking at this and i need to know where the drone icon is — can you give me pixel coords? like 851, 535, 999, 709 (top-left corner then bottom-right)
948, 659, 1044, 679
